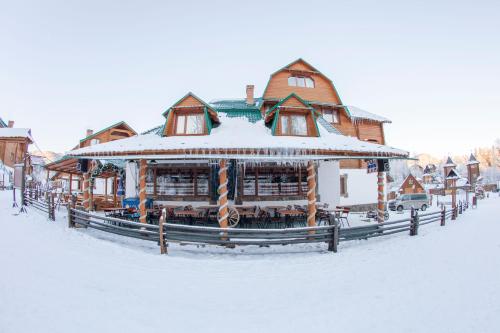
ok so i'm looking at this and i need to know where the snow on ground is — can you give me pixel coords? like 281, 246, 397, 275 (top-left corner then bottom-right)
1, 190, 499, 333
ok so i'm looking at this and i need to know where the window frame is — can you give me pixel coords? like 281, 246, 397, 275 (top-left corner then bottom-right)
173, 111, 206, 136
322, 109, 340, 124
287, 75, 315, 88
279, 113, 309, 136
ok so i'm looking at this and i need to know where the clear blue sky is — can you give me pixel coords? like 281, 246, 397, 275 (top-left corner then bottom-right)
1, 0, 499, 156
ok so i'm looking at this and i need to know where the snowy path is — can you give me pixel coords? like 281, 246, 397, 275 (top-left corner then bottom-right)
1, 191, 499, 333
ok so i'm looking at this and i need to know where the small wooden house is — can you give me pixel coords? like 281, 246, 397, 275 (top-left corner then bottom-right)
0, 119, 32, 168
399, 174, 425, 194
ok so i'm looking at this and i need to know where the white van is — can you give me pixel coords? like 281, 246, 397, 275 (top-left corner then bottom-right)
388, 193, 429, 212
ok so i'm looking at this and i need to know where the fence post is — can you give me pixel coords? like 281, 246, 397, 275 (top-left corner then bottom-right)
459, 201, 463, 215
159, 208, 167, 255
441, 205, 446, 226
413, 209, 419, 236
328, 215, 339, 253
410, 208, 415, 236
49, 192, 56, 221
451, 204, 457, 221
67, 200, 74, 228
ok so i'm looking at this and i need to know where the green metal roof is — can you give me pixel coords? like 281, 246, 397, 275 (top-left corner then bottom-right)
210, 99, 263, 123
141, 125, 164, 135
0, 117, 7, 128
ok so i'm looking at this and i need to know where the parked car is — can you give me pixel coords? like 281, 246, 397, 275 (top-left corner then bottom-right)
388, 193, 429, 212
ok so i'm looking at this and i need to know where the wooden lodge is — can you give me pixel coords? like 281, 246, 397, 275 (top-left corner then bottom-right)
63, 59, 410, 227
45, 122, 137, 210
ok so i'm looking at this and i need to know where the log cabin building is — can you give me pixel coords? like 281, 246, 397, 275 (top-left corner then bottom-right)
65, 59, 409, 226
0, 118, 32, 168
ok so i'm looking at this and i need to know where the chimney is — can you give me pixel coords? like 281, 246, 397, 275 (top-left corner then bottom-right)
86, 129, 93, 137
246, 85, 255, 105
8, 120, 14, 128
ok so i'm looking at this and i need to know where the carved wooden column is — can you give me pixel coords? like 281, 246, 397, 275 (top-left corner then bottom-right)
306, 161, 317, 227
218, 159, 229, 228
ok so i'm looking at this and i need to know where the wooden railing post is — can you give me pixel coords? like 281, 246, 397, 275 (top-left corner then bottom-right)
411, 209, 419, 236
49, 192, 56, 221
441, 205, 446, 226
159, 208, 167, 254
451, 205, 457, 221
410, 207, 418, 236
459, 201, 463, 215
328, 214, 339, 253
67, 201, 74, 228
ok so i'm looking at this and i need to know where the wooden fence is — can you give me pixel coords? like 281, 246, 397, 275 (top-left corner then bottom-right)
23, 188, 56, 221
67, 201, 470, 254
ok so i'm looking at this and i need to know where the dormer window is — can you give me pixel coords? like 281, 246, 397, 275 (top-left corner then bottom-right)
288, 76, 314, 88
90, 138, 100, 145
323, 110, 339, 124
175, 113, 205, 135
280, 114, 308, 136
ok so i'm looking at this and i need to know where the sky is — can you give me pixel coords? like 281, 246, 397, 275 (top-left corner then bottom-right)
1, 0, 499, 157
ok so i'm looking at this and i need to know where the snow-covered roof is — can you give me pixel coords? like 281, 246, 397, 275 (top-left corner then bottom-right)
466, 153, 479, 165
443, 156, 455, 167
456, 178, 470, 187
0, 128, 33, 141
66, 114, 408, 161
345, 106, 391, 123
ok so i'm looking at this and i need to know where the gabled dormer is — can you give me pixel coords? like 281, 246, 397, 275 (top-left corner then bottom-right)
79, 121, 137, 148
262, 58, 343, 105
264, 93, 320, 137
162, 92, 220, 136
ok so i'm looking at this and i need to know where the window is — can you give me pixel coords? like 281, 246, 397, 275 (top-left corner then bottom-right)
280, 114, 308, 136
90, 138, 100, 145
175, 114, 205, 135
288, 76, 315, 88
153, 167, 209, 197
243, 166, 308, 197
323, 110, 339, 124
340, 174, 348, 197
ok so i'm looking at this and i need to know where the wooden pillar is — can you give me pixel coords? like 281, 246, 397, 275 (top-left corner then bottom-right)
113, 176, 118, 207
377, 171, 385, 224
139, 159, 147, 223
89, 177, 94, 211
306, 161, 317, 227
68, 173, 73, 194
451, 179, 457, 210
82, 172, 90, 211
217, 159, 229, 228
104, 177, 108, 201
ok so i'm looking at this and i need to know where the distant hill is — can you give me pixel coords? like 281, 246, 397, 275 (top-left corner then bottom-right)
30, 151, 63, 164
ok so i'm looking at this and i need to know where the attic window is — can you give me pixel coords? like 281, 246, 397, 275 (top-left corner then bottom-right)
90, 139, 100, 145
323, 110, 339, 123
288, 76, 314, 88
175, 114, 205, 135
280, 114, 307, 136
